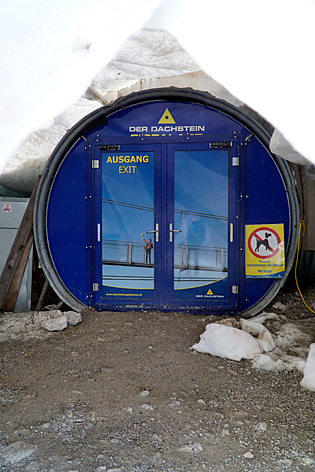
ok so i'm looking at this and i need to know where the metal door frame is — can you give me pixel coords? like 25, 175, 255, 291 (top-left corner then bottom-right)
93, 139, 240, 311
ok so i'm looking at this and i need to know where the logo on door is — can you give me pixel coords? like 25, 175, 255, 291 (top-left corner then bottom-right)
128, 108, 206, 136
158, 108, 176, 124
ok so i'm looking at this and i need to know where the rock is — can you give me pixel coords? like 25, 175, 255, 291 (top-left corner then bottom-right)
272, 301, 286, 311
278, 458, 293, 467
40, 310, 67, 331
42, 301, 64, 311
178, 442, 203, 453
256, 422, 268, 432
25, 461, 42, 471
141, 403, 154, 411
0, 441, 37, 465
168, 400, 181, 407
41, 423, 51, 430
102, 469, 123, 472
65, 311, 82, 326
213, 412, 224, 420
197, 399, 206, 405
243, 451, 254, 459
300, 457, 314, 466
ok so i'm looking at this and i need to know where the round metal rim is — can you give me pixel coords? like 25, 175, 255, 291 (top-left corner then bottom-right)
33, 87, 299, 314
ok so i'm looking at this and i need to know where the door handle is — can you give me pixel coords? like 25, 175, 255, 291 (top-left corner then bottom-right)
169, 223, 181, 242
147, 223, 159, 242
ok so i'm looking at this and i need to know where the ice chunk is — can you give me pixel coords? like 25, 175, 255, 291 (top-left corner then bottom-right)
300, 343, 315, 392
192, 323, 262, 361
240, 318, 275, 352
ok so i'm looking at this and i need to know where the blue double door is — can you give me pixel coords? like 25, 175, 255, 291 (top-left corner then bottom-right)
94, 141, 239, 311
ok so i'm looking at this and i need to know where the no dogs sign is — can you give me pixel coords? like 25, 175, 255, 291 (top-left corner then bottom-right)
245, 224, 285, 278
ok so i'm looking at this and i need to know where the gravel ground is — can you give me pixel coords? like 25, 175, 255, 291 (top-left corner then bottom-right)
0, 288, 315, 472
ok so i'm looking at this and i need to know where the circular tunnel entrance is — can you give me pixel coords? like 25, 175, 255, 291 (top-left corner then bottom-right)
34, 88, 299, 315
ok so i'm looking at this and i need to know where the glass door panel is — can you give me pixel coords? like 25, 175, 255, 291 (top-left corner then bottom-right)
95, 141, 238, 310
166, 143, 238, 307
99, 146, 161, 303
173, 149, 229, 299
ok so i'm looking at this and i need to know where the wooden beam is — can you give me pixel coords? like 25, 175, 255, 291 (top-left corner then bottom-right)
0, 176, 41, 312
3, 232, 34, 312
35, 279, 49, 311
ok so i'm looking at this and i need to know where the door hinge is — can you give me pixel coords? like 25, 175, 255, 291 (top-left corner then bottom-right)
99, 144, 120, 151
92, 160, 99, 169
209, 141, 232, 148
232, 157, 239, 166
232, 285, 239, 294
93, 283, 99, 292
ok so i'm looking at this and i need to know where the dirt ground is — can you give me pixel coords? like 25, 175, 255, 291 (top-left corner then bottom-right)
1, 288, 315, 472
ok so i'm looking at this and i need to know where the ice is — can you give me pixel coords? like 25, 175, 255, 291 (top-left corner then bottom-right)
300, 344, 315, 392
240, 318, 275, 352
193, 312, 315, 392
192, 323, 262, 361
251, 354, 285, 372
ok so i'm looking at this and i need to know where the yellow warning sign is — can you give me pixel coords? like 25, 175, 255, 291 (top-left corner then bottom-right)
207, 289, 213, 295
158, 108, 176, 124
245, 223, 285, 278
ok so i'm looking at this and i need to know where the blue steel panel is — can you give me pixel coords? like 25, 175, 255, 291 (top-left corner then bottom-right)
41, 92, 295, 314
47, 140, 89, 304
93, 143, 163, 309
239, 136, 291, 312
85, 99, 292, 314
88, 101, 245, 141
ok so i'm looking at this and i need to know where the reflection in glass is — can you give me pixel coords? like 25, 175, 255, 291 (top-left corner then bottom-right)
101, 152, 154, 293
174, 150, 228, 293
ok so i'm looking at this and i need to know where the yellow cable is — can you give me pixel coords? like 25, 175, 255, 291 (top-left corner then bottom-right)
294, 219, 315, 314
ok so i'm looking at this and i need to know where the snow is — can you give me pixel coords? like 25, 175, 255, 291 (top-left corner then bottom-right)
300, 344, 315, 392
1, 0, 315, 189
192, 313, 315, 392
0, 0, 162, 174
146, 0, 315, 163
192, 323, 262, 361
0, 30, 245, 194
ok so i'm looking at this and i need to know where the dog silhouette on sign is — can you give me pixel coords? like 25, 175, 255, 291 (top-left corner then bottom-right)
255, 232, 272, 253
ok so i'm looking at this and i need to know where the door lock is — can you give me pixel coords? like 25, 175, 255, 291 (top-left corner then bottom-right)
169, 223, 181, 242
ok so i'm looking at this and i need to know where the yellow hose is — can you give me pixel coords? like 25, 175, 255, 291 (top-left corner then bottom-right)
294, 219, 315, 314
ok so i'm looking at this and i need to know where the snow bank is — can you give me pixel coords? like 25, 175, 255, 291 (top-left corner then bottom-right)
0, 30, 202, 194
192, 323, 262, 361
1, 0, 315, 187
192, 313, 315, 392
0, 0, 162, 174
147, 0, 315, 163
